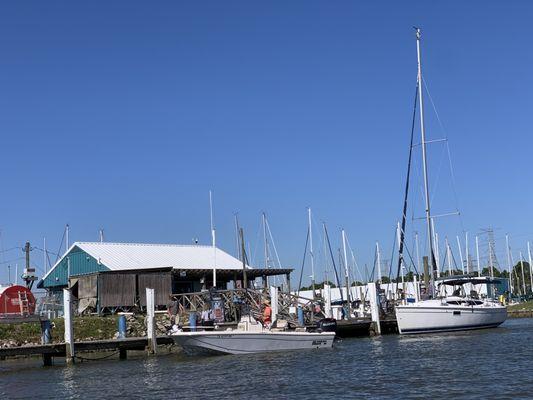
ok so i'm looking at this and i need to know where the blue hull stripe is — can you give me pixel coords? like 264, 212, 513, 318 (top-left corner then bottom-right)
401, 322, 503, 334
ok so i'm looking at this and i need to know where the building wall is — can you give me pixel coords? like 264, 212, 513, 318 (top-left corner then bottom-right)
40, 246, 109, 289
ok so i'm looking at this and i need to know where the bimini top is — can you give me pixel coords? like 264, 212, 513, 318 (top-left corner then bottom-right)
436, 275, 502, 286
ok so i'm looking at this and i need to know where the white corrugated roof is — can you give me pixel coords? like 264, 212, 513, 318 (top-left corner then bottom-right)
40, 242, 253, 282
76, 242, 252, 271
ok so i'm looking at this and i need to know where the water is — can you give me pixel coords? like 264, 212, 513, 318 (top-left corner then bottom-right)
1, 318, 532, 399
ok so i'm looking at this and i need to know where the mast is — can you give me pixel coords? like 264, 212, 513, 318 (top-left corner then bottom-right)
43, 237, 47, 274
506, 234, 513, 296
396, 222, 405, 295
415, 28, 437, 294
341, 229, 351, 318
308, 208, 316, 299
520, 252, 526, 295
465, 232, 470, 274
445, 237, 452, 276
456, 235, 464, 275
415, 232, 421, 275
376, 242, 382, 284
209, 190, 217, 288
528, 242, 533, 295
475, 235, 481, 277
66, 224, 70, 251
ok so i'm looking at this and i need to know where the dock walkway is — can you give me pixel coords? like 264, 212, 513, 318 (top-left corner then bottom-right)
0, 336, 175, 365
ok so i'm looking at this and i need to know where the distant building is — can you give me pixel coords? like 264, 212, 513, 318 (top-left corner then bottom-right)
38, 242, 291, 314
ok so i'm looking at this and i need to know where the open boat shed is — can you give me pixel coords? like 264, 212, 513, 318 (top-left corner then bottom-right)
37, 242, 292, 314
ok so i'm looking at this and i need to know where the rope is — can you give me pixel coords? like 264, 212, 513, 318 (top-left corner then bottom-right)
74, 350, 120, 362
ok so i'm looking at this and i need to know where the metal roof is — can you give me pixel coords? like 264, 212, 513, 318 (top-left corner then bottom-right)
41, 241, 253, 282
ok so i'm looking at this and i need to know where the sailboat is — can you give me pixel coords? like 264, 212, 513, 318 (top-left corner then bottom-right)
394, 29, 507, 334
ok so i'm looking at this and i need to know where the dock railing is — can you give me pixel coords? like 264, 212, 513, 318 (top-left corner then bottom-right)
171, 288, 325, 326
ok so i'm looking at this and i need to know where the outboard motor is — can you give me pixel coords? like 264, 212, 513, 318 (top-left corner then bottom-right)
316, 318, 337, 333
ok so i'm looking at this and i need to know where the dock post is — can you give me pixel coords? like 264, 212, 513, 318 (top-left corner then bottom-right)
118, 315, 127, 339
413, 275, 420, 302
269, 286, 278, 324
324, 284, 332, 318
146, 288, 157, 354
368, 282, 381, 335
119, 348, 127, 360
41, 319, 52, 344
63, 288, 75, 363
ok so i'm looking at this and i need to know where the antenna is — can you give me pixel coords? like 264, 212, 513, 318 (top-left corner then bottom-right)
99, 229, 104, 243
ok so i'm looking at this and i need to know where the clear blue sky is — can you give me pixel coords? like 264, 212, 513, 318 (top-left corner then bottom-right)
0, 1, 532, 285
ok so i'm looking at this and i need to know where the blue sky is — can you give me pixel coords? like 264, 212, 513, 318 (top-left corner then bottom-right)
0, 1, 532, 285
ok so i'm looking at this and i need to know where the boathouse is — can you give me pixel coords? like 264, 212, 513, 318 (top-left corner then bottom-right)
38, 242, 292, 314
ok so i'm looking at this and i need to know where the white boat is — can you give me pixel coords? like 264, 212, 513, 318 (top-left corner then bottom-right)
171, 316, 335, 355
396, 277, 507, 334
393, 29, 507, 335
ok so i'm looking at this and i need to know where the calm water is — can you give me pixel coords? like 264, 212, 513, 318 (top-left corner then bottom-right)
1, 318, 532, 399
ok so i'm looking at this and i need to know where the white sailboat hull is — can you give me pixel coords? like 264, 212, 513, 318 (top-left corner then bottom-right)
172, 331, 335, 355
395, 301, 507, 334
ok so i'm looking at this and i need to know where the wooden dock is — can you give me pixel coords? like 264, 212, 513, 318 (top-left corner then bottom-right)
0, 336, 175, 365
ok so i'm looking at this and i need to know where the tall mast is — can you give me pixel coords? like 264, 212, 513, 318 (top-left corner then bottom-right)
341, 229, 351, 318
446, 237, 452, 276
308, 208, 316, 298
528, 241, 533, 296
506, 234, 513, 295
396, 222, 405, 293
415, 28, 436, 293
209, 190, 217, 288
465, 232, 470, 274
376, 242, 382, 284
475, 235, 481, 277
456, 235, 464, 274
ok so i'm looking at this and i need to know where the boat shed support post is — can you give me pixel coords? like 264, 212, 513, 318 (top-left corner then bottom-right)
63, 288, 75, 363
269, 286, 278, 324
285, 273, 291, 293
367, 282, 381, 335
324, 284, 332, 318
146, 288, 157, 355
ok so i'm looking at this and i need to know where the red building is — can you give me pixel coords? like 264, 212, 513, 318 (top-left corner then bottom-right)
0, 285, 36, 316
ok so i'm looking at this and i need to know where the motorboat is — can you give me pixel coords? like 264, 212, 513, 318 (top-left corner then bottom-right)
395, 276, 507, 334
171, 315, 335, 355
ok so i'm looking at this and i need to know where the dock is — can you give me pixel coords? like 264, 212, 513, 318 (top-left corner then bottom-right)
0, 336, 175, 365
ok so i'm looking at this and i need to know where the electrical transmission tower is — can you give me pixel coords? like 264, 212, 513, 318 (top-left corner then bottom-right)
480, 228, 500, 277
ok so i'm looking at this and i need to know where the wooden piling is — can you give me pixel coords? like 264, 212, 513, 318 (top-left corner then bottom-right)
63, 288, 75, 363
146, 288, 157, 354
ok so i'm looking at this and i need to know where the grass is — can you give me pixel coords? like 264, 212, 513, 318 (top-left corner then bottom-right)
0, 316, 120, 345
508, 300, 533, 312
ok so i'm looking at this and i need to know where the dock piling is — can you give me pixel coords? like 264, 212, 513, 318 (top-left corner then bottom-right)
63, 288, 75, 363
146, 288, 157, 354
368, 282, 381, 335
